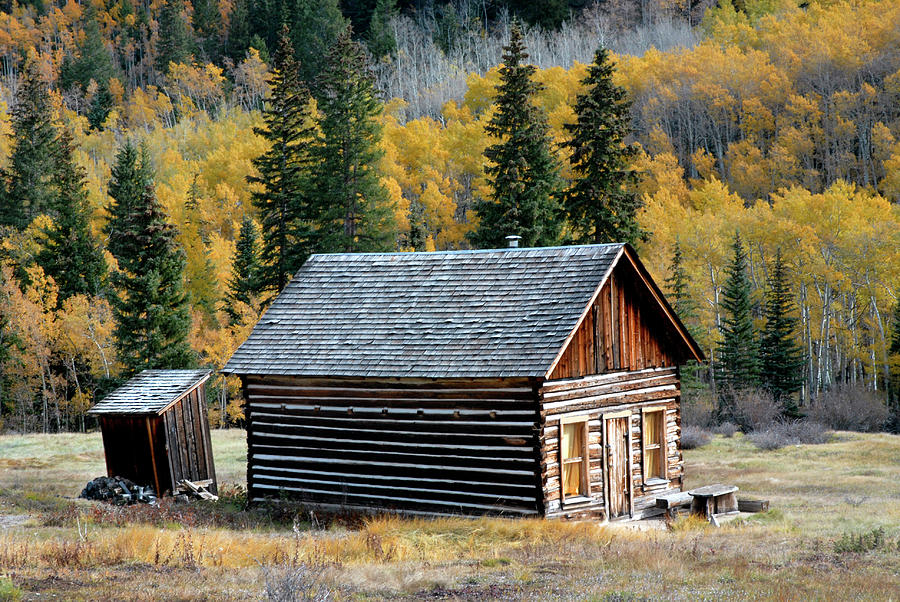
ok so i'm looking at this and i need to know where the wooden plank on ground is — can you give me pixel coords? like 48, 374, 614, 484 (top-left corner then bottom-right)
738, 498, 770, 513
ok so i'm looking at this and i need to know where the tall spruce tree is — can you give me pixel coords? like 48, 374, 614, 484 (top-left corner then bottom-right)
563, 46, 643, 245
37, 129, 107, 301
311, 26, 397, 253
759, 248, 804, 416
59, 13, 117, 93
224, 0, 252, 61
717, 232, 760, 402
87, 82, 114, 130
287, 0, 347, 84
0, 58, 59, 230
665, 240, 698, 331
225, 214, 262, 322
249, 26, 317, 293
107, 144, 193, 375
366, 0, 397, 59
191, 0, 222, 62
469, 21, 562, 249
155, 0, 195, 74
105, 142, 154, 262
666, 239, 704, 395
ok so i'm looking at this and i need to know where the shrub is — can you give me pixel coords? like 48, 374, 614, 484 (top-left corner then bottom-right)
712, 421, 737, 437
681, 387, 716, 428
807, 385, 888, 432
261, 562, 333, 602
681, 425, 712, 449
748, 420, 831, 450
731, 388, 781, 432
833, 527, 894, 554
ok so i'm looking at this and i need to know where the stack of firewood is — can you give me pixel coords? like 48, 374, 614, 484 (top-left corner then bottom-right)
79, 476, 158, 505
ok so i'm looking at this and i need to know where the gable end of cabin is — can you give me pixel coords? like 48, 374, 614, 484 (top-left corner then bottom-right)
539, 249, 700, 520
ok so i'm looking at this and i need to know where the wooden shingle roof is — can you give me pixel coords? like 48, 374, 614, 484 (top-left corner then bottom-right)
225, 244, 624, 378
88, 369, 211, 415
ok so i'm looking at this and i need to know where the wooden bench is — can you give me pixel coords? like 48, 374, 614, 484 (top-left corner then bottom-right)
688, 484, 738, 520
655, 491, 693, 519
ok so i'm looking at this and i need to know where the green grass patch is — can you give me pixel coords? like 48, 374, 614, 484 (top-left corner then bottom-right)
0, 577, 22, 602
834, 527, 898, 554
481, 557, 511, 567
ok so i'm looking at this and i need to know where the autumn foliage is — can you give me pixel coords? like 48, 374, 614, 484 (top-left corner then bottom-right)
0, 0, 899, 431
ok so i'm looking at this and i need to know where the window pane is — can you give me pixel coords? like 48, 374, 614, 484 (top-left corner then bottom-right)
646, 440, 659, 478
644, 410, 664, 480
562, 421, 586, 498
562, 422, 584, 462
563, 459, 583, 497
644, 411, 660, 448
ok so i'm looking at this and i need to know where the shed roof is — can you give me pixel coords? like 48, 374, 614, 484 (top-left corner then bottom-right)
227, 244, 656, 379
88, 369, 211, 415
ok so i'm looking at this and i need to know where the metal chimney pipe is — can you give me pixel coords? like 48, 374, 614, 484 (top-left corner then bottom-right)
505, 235, 522, 248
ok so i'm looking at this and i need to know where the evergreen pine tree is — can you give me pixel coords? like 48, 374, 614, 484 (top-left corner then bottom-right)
36, 129, 107, 301
155, 0, 195, 74
87, 81, 114, 130
717, 232, 760, 405
665, 239, 697, 330
248, 26, 317, 293
468, 21, 562, 249
311, 26, 397, 253
225, 0, 252, 62
225, 214, 262, 323
0, 58, 59, 230
107, 144, 194, 375
59, 13, 117, 93
509, 0, 569, 29
105, 141, 154, 262
759, 248, 805, 416
562, 46, 643, 245
366, 0, 397, 59
191, 0, 222, 63
665, 239, 704, 398
287, 0, 347, 84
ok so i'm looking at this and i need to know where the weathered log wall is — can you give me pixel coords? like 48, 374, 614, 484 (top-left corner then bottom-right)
539, 367, 683, 520
243, 375, 543, 516
549, 261, 685, 380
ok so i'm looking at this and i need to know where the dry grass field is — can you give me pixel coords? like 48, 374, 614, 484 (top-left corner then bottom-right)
1, 428, 899, 600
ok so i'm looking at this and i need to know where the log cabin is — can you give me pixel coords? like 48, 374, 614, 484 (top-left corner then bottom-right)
224, 244, 703, 520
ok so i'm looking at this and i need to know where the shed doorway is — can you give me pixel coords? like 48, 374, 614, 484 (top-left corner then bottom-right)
604, 411, 632, 519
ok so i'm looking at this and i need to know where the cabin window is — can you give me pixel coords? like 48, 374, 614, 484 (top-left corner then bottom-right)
642, 408, 667, 483
560, 416, 590, 501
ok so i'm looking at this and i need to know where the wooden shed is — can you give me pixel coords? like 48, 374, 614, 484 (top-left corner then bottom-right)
88, 369, 217, 496
224, 244, 703, 520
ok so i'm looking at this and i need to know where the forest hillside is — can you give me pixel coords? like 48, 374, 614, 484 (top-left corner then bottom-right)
0, 0, 898, 432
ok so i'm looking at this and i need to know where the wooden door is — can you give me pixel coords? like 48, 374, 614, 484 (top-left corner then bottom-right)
604, 413, 632, 519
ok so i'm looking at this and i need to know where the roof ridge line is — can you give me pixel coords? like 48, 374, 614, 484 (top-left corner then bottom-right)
307, 243, 624, 259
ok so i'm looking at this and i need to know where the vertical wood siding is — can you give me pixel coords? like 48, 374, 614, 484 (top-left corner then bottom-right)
549, 261, 686, 380
244, 375, 543, 516
162, 388, 218, 494
539, 368, 683, 520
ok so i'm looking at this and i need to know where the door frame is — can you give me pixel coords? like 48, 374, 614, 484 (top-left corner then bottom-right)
602, 410, 633, 520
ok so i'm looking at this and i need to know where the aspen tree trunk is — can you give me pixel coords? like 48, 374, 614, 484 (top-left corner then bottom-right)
867, 275, 891, 392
